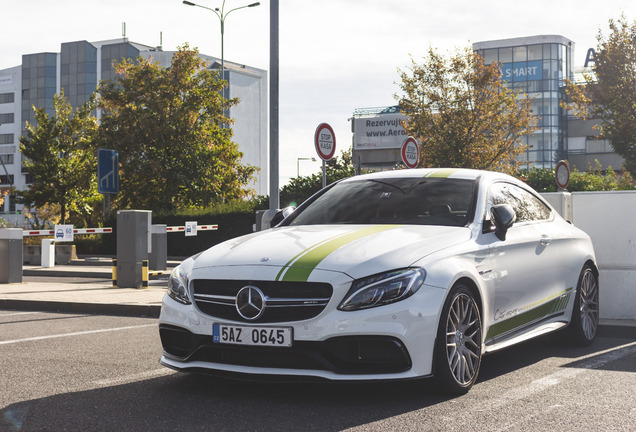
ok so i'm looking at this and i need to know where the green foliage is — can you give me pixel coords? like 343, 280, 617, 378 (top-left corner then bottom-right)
17, 90, 101, 226
76, 199, 261, 257
564, 15, 636, 176
98, 45, 257, 212
397, 46, 536, 175
518, 162, 636, 192
279, 149, 357, 207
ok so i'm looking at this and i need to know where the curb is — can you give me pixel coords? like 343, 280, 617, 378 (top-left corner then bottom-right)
0, 299, 160, 318
22, 269, 113, 279
597, 324, 636, 340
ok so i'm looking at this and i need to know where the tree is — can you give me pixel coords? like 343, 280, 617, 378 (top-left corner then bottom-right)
564, 15, 636, 175
98, 45, 257, 212
280, 149, 357, 207
18, 90, 100, 225
396, 46, 537, 174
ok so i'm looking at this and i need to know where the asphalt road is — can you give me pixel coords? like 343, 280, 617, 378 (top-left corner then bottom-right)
1, 311, 635, 432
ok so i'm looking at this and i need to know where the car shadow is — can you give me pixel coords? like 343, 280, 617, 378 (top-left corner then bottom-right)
478, 332, 636, 383
0, 374, 452, 432
2, 335, 633, 431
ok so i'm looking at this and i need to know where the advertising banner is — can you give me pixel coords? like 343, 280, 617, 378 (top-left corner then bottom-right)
353, 112, 408, 150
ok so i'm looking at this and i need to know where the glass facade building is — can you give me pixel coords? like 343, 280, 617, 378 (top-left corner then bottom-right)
61, 41, 98, 108
21, 52, 58, 127
474, 35, 574, 169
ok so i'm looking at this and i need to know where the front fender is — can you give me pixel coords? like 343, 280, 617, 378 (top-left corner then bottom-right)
416, 250, 493, 331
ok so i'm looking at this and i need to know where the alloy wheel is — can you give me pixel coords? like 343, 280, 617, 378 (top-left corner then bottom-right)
445, 293, 482, 386
579, 269, 599, 340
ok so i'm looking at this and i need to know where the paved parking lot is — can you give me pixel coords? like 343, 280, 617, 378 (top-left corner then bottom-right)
1, 310, 635, 431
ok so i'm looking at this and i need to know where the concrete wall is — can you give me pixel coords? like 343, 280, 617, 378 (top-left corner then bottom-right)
542, 191, 636, 319
571, 191, 636, 320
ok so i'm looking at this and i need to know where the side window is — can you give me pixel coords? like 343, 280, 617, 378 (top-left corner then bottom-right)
487, 183, 551, 223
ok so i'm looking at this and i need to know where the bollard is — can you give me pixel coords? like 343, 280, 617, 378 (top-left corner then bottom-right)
142, 260, 149, 288
112, 258, 117, 287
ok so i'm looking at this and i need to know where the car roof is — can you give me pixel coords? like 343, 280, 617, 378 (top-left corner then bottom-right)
340, 168, 515, 183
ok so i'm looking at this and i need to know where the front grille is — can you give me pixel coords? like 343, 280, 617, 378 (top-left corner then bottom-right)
160, 324, 412, 375
192, 279, 333, 323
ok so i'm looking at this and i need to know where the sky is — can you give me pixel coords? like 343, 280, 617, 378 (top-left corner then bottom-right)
3, 0, 636, 187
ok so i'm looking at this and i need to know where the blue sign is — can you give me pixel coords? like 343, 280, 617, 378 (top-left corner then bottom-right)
98, 148, 119, 194
501, 61, 543, 82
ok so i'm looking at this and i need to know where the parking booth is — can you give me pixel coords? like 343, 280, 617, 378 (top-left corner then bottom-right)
116, 210, 151, 288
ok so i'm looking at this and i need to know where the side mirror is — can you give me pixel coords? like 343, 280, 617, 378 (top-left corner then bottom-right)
270, 206, 296, 227
490, 204, 516, 241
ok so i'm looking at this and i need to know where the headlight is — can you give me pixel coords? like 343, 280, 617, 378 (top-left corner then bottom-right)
338, 268, 426, 311
168, 265, 191, 305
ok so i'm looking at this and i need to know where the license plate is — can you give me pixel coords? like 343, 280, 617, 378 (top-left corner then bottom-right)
213, 323, 293, 347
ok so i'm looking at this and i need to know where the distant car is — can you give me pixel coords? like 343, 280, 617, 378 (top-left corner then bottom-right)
159, 168, 599, 394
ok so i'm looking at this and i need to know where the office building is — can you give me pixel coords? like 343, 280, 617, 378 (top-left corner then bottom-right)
0, 38, 268, 224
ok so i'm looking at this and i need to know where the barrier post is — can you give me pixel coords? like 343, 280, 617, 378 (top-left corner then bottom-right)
41, 239, 55, 268
116, 210, 151, 288
0, 228, 23, 283
149, 224, 167, 271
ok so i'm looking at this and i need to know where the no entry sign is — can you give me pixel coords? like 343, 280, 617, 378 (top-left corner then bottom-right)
401, 137, 420, 169
314, 123, 336, 161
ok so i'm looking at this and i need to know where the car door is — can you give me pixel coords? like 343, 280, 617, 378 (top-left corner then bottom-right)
482, 181, 563, 345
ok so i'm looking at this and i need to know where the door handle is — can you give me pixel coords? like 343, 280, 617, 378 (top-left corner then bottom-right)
540, 236, 551, 246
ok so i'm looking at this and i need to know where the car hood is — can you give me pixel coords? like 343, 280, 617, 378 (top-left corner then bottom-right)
190, 224, 472, 281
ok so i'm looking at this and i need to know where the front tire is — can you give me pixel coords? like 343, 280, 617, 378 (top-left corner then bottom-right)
566, 265, 599, 345
434, 284, 482, 395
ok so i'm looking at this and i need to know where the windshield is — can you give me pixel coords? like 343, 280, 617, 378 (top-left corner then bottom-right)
289, 177, 476, 227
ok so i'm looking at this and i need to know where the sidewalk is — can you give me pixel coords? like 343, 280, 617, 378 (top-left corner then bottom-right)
0, 260, 171, 317
0, 263, 635, 338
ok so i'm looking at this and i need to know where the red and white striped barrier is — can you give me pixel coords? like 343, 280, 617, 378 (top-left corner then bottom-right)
166, 225, 218, 232
22, 227, 113, 237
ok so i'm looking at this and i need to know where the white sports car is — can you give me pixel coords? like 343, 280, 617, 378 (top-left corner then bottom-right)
159, 168, 599, 394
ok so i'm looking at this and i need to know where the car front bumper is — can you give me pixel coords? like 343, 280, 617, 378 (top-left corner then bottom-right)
158, 270, 446, 381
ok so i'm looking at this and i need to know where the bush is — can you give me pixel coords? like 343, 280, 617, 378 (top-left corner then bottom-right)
74, 200, 262, 258
518, 162, 636, 192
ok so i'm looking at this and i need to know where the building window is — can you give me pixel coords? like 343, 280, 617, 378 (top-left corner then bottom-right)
0, 154, 13, 165
0, 113, 14, 124
0, 92, 15, 104
0, 174, 14, 185
0, 134, 14, 145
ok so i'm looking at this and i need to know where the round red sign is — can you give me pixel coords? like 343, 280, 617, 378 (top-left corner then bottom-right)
555, 160, 570, 190
314, 123, 336, 161
401, 137, 420, 169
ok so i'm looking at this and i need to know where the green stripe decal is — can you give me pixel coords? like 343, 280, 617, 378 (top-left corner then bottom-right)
486, 287, 573, 341
275, 225, 398, 282
424, 168, 460, 178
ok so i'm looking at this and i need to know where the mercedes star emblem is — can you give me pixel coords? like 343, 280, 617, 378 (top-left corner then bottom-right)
236, 285, 266, 320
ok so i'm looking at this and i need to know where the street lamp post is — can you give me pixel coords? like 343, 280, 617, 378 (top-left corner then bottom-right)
297, 157, 316, 177
182, 0, 260, 81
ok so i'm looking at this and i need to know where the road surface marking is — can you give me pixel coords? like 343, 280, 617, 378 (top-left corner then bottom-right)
0, 324, 156, 345
485, 340, 636, 410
